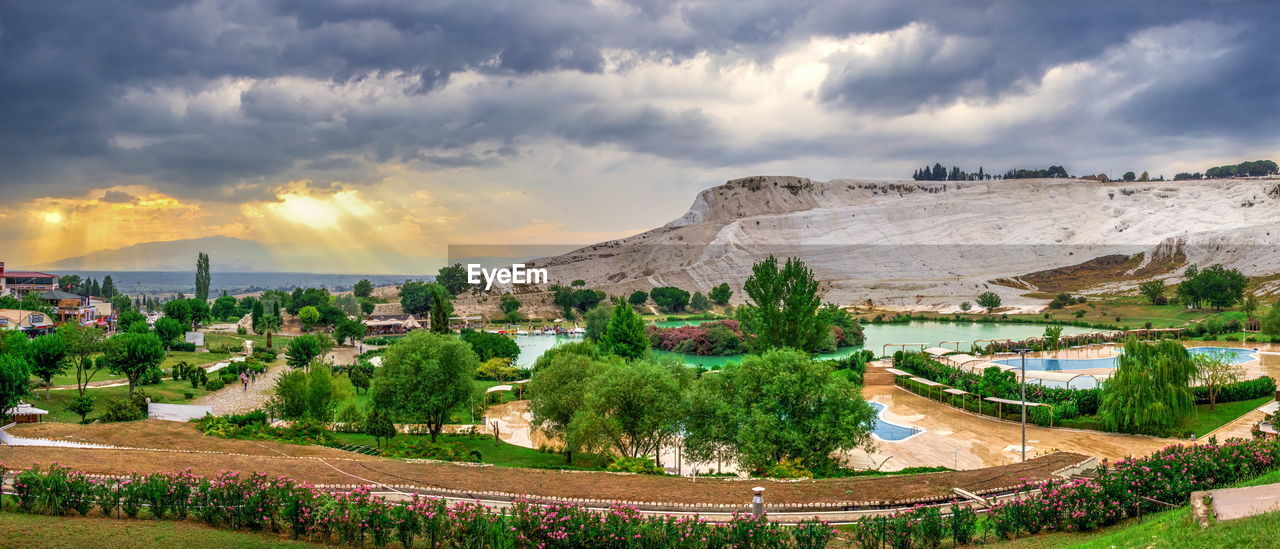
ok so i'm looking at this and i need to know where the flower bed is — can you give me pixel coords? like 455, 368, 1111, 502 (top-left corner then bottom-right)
851, 436, 1280, 547
2, 463, 837, 548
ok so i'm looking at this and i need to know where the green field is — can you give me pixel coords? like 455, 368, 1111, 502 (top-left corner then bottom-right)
0, 513, 318, 548
29, 379, 214, 423
333, 432, 609, 470
1057, 396, 1270, 438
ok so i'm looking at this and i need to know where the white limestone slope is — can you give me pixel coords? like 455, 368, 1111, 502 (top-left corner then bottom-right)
530, 176, 1280, 311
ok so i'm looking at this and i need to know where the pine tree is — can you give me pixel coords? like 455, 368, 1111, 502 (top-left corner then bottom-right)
101, 276, 116, 298
598, 304, 649, 359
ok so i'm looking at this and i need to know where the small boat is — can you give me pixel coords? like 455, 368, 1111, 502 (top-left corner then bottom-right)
567, 327, 585, 336
515, 329, 529, 336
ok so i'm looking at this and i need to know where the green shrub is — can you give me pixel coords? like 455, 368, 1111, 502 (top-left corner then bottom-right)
139, 366, 164, 385
170, 341, 197, 352
605, 456, 665, 475
100, 393, 148, 422
382, 438, 480, 462
205, 379, 225, 391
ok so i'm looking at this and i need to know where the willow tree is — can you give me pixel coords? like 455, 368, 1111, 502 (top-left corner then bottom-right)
1099, 339, 1195, 433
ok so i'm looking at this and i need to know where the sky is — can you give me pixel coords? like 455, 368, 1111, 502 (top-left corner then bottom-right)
1, 0, 1277, 273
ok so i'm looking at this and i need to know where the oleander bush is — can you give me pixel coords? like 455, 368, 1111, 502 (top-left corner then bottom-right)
850, 436, 1280, 547
3, 464, 837, 548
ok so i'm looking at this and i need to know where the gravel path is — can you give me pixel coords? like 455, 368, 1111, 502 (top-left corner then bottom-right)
192, 363, 286, 415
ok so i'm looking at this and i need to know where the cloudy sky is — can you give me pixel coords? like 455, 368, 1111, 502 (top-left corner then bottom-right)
2, 0, 1276, 273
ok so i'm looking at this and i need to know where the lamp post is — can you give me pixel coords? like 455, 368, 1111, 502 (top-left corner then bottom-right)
1014, 347, 1032, 463
751, 487, 765, 518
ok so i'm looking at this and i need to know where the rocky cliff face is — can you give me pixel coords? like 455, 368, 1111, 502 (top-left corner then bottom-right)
528, 176, 1280, 311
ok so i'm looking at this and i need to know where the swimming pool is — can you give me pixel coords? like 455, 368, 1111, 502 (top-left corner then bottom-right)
869, 401, 923, 441
993, 346, 1258, 371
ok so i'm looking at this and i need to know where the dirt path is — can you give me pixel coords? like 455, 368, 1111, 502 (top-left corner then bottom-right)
191, 362, 286, 415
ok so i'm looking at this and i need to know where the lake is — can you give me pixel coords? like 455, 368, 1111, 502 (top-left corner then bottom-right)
515, 320, 1096, 368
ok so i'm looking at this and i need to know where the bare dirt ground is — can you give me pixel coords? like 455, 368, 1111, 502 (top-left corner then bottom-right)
0, 421, 1086, 507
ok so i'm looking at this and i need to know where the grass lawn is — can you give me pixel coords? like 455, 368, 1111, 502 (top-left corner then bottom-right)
204, 332, 293, 351
341, 378, 507, 424
29, 379, 213, 423
332, 432, 609, 470
0, 513, 320, 548
1058, 396, 1270, 438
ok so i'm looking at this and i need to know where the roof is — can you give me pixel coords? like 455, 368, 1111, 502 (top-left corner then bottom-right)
485, 384, 514, 394
4, 403, 48, 415
40, 289, 82, 300
924, 347, 954, 356
3, 271, 57, 278
908, 377, 944, 387
984, 397, 1049, 407
884, 368, 911, 376
943, 388, 971, 396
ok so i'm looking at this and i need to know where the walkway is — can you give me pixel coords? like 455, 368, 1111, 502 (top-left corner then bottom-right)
1210, 482, 1280, 521
847, 363, 1182, 471
191, 362, 287, 415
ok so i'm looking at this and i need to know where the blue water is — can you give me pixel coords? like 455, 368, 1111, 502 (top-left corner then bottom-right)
994, 346, 1258, 371
868, 402, 923, 441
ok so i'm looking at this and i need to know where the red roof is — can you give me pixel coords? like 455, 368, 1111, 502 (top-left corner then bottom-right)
3, 271, 57, 278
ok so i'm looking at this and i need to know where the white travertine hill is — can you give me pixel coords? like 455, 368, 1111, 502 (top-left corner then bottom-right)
529, 176, 1280, 312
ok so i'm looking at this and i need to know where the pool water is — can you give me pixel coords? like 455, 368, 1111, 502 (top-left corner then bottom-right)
993, 346, 1258, 371
869, 401, 923, 441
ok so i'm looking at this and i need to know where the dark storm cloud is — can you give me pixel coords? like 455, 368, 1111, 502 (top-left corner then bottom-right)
0, 0, 1275, 199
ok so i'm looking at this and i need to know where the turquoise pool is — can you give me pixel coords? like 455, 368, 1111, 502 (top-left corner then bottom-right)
993, 346, 1258, 371
869, 401, 923, 441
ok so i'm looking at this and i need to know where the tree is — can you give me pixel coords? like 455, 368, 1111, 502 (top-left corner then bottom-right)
529, 349, 611, 463
1138, 280, 1167, 305
286, 334, 324, 369
111, 294, 132, 315
58, 324, 105, 396
1099, 339, 1195, 433
28, 334, 68, 399
251, 299, 265, 331
627, 291, 649, 307
67, 394, 95, 423
19, 292, 53, 315
163, 299, 193, 329
1195, 351, 1243, 411
500, 294, 522, 315
1178, 264, 1247, 310
1263, 302, 1280, 338
426, 283, 454, 334
1138, 171, 1150, 182
690, 291, 711, 312
272, 370, 310, 418
349, 362, 372, 394
460, 330, 520, 362
1243, 293, 1260, 317
257, 314, 282, 349
569, 357, 689, 460
297, 306, 321, 332
211, 295, 238, 320
195, 252, 211, 302
685, 348, 875, 472
649, 286, 690, 313
976, 291, 1002, 313
598, 303, 648, 359
478, 357, 519, 383
583, 302, 615, 341
103, 332, 166, 394
101, 275, 117, 299
1122, 171, 1136, 182
436, 263, 470, 296
353, 279, 374, 298
959, 301, 971, 312
333, 316, 367, 346
364, 408, 397, 448
59, 274, 83, 294
306, 364, 335, 421
0, 354, 30, 425
332, 294, 361, 317
370, 331, 477, 442
709, 283, 732, 306
154, 317, 185, 348
1042, 325, 1063, 351
741, 256, 826, 352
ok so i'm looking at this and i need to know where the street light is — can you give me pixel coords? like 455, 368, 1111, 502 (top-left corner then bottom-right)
1014, 347, 1032, 463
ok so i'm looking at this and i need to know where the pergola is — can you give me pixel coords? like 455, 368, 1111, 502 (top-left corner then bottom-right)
973, 338, 1015, 354
943, 388, 974, 411
908, 376, 946, 400
882, 343, 929, 358
939, 340, 966, 351
984, 396, 1054, 427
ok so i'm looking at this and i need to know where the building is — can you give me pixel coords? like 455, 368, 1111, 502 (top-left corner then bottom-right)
4, 403, 49, 423
38, 289, 97, 324
2, 265, 58, 296
0, 309, 55, 335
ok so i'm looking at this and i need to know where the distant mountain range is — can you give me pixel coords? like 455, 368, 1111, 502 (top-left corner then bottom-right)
31, 235, 440, 274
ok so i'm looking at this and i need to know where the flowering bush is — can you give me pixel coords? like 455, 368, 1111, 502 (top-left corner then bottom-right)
1, 462, 837, 547
647, 320, 747, 356
851, 436, 1280, 547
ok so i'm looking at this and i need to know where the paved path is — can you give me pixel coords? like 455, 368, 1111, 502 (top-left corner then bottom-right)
1210, 482, 1280, 520
191, 363, 286, 415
